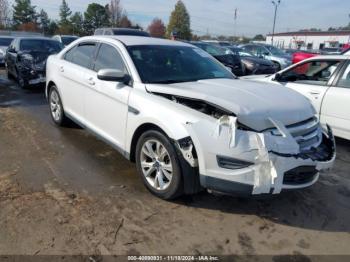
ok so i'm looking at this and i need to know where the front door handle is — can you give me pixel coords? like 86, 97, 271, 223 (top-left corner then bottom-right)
88, 77, 95, 86
309, 90, 321, 99
309, 90, 320, 95
60, 66, 64, 72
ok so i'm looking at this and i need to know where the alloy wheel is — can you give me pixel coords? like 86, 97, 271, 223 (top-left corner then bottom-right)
50, 90, 62, 122
140, 139, 173, 191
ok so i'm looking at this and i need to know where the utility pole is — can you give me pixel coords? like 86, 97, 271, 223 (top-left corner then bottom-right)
234, 8, 237, 41
271, 0, 281, 46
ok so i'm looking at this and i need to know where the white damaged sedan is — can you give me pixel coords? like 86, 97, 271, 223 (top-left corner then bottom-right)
46, 36, 335, 199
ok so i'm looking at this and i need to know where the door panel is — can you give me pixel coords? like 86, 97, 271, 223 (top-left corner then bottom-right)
84, 76, 131, 149
56, 42, 97, 122
277, 60, 342, 114
321, 62, 350, 139
84, 43, 131, 150
57, 60, 91, 122
321, 87, 350, 139
284, 82, 328, 114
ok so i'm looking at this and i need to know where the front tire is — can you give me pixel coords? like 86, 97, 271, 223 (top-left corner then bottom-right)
49, 86, 69, 126
135, 130, 183, 200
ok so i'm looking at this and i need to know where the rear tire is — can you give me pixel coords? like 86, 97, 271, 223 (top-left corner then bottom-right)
49, 86, 69, 126
135, 130, 183, 200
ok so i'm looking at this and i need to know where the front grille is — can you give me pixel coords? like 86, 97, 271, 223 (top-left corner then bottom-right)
283, 166, 318, 185
271, 117, 321, 151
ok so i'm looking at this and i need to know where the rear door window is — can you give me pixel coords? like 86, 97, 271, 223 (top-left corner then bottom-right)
64, 43, 97, 69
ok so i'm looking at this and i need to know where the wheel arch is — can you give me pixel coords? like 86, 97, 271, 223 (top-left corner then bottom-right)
129, 122, 202, 195
129, 123, 167, 162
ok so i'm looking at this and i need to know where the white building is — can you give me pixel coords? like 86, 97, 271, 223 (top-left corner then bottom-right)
266, 31, 350, 50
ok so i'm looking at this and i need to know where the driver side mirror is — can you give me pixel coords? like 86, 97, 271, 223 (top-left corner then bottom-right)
97, 69, 131, 85
274, 73, 282, 82
7, 47, 16, 53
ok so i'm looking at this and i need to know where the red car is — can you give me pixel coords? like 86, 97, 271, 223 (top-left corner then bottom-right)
292, 51, 318, 64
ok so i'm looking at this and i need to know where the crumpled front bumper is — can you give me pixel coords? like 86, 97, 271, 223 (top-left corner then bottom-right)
183, 117, 335, 196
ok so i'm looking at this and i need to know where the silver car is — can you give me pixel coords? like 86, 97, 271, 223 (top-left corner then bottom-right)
0, 36, 14, 66
241, 43, 292, 70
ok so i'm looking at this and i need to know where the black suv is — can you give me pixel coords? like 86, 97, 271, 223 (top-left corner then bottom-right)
5, 37, 63, 88
191, 42, 244, 76
94, 28, 150, 37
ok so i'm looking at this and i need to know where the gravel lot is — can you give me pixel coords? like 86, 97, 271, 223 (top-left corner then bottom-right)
0, 70, 350, 258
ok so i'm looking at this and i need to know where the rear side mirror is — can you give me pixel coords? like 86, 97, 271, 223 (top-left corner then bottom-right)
97, 69, 131, 84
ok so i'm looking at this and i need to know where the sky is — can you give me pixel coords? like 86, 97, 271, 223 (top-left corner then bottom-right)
23, 0, 350, 37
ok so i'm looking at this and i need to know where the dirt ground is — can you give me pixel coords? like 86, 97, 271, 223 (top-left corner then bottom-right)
0, 70, 350, 258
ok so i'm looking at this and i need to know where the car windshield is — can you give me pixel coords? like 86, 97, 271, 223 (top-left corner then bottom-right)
0, 38, 14, 46
128, 45, 235, 84
20, 39, 63, 53
265, 45, 285, 56
61, 36, 78, 45
230, 47, 254, 57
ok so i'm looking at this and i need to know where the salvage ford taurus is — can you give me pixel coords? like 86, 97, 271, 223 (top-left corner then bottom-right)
45, 36, 335, 199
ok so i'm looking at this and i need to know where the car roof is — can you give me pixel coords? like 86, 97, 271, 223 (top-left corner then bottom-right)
306, 55, 349, 60
81, 35, 193, 47
0, 36, 15, 39
56, 35, 78, 37
17, 37, 58, 41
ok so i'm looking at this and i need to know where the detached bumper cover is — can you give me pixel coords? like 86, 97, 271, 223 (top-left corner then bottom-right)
184, 118, 335, 196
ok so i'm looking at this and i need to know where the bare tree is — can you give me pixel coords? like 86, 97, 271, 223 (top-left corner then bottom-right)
109, 0, 123, 27
0, 0, 10, 28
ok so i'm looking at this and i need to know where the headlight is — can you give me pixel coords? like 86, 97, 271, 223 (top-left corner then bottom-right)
19, 54, 34, 68
0, 49, 4, 55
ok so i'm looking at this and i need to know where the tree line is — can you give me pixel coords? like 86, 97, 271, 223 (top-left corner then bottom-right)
0, 0, 194, 39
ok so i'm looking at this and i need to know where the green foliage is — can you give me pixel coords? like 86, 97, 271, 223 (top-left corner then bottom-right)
253, 34, 266, 41
47, 21, 58, 35
84, 3, 111, 35
59, 0, 72, 25
166, 0, 191, 40
12, 0, 37, 27
70, 12, 84, 36
39, 9, 50, 34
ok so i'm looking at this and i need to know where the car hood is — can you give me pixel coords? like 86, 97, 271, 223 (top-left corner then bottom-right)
146, 78, 315, 131
20, 50, 57, 63
242, 56, 274, 66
